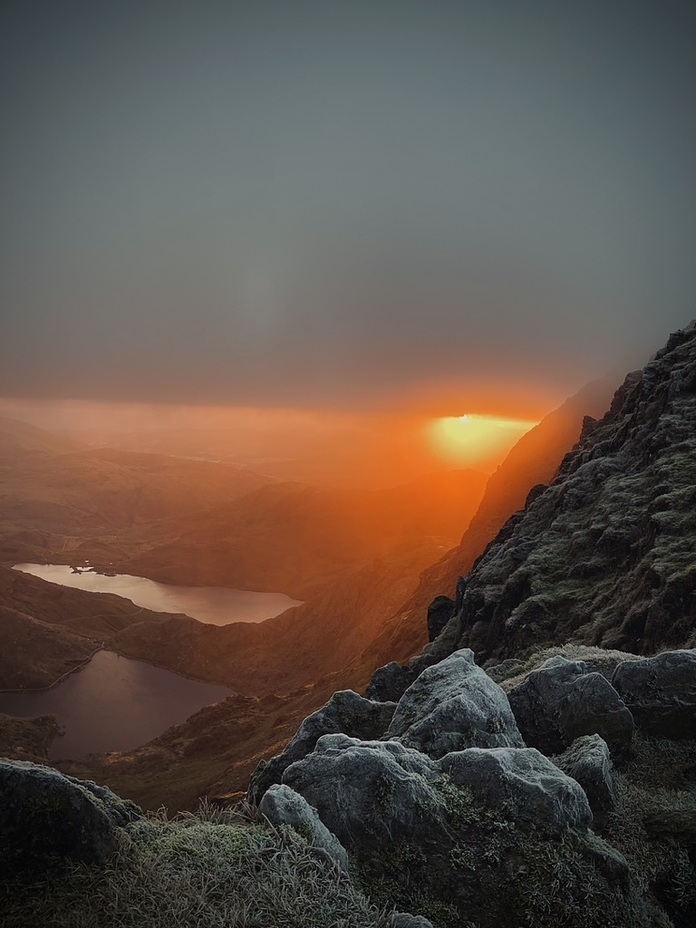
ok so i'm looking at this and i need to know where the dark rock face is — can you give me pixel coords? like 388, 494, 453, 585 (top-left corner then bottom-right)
364, 661, 417, 702
445, 323, 696, 664
612, 649, 696, 738
0, 760, 139, 873
426, 595, 455, 642
385, 649, 524, 758
248, 690, 396, 804
507, 656, 634, 755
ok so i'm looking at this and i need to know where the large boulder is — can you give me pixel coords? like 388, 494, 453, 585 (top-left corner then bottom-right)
248, 690, 396, 803
439, 746, 593, 834
282, 735, 444, 852
0, 759, 140, 873
508, 655, 634, 755
612, 649, 696, 738
385, 649, 524, 758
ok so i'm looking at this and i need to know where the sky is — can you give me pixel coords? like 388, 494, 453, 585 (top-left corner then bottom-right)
1, 0, 695, 419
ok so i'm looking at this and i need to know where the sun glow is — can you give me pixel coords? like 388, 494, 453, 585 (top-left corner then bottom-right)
428, 414, 538, 468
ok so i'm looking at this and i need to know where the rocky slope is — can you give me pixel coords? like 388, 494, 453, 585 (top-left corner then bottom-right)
432, 322, 696, 666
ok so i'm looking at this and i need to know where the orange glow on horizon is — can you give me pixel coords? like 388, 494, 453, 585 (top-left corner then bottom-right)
428, 414, 538, 466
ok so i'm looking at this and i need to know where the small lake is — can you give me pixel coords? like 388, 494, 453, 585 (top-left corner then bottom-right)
0, 651, 234, 760
13, 563, 301, 625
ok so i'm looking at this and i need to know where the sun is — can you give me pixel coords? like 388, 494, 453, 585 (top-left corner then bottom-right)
428, 414, 538, 467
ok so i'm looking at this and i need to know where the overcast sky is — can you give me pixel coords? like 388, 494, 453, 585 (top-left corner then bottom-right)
1, 0, 695, 416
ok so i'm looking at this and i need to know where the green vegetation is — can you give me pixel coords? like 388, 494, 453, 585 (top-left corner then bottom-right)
1, 802, 395, 928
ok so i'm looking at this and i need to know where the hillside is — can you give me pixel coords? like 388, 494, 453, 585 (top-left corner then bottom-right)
357, 376, 617, 670
115, 468, 489, 599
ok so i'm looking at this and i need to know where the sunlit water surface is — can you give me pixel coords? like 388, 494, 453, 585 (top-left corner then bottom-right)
12, 563, 301, 625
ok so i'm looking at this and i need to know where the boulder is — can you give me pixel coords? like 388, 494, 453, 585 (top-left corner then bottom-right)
553, 734, 617, 814
439, 746, 593, 834
0, 759, 140, 873
258, 783, 350, 873
248, 690, 396, 803
508, 656, 634, 755
612, 649, 696, 739
365, 662, 416, 703
281, 734, 444, 853
386, 649, 524, 758
427, 595, 455, 642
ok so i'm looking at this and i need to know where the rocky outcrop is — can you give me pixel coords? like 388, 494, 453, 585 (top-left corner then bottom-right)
434, 323, 696, 665
507, 655, 634, 755
385, 649, 524, 758
248, 690, 397, 804
0, 759, 139, 873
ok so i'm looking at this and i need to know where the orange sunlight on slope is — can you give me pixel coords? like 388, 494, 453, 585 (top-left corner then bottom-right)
428, 414, 538, 466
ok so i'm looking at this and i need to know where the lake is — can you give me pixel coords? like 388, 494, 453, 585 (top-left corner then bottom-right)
12, 563, 301, 625
0, 650, 234, 760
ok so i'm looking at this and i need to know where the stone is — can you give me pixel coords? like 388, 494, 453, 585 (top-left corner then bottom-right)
612, 649, 696, 739
365, 662, 416, 703
0, 759, 140, 873
386, 649, 524, 759
427, 595, 455, 642
258, 783, 350, 873
508, 656, 634, 755
439, 746, 593, 834
248, 690, 396, 803
281, 734, 443, 853
553, 734, 617, 814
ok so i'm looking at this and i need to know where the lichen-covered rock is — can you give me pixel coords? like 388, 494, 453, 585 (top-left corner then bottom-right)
281, 735, 444, 851
248, 690, 396, 803
258, 783, 350, 873
0, 759, 140, 872
439, 746, 593, 834
279, 733, 647, 927
612, 649, 696, 739
385, 649, 524, 758
554, 734, 617, 814
508, 655, 634, 755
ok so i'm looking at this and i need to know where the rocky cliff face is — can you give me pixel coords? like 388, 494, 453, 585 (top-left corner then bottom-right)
439, 322, 696, 665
